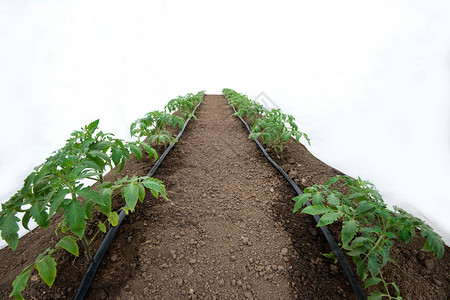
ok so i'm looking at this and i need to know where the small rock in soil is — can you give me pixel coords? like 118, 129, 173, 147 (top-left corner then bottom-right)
425, 259, 435, 270
30, 275, 39, 282
280, 248, 288, 256
159, 263, 169, 269
288, 170, 298, 179
176, 278, 184, 286
110, 254, 118, 262
418, 252, 426, 261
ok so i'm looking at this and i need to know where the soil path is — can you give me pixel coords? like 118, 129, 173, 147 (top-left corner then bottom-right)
110, 95, 297, 299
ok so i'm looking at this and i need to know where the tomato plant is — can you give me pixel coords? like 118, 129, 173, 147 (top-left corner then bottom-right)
0, 120, 166, 299
249, 109, 310, 157
292, 176, 444, 299
223, 88, 248, 109
131, 91, 204, 155
130, 111, 185, 155
165, 91, 205, 120
223, 89, 267, 125
223, 88, 310, 158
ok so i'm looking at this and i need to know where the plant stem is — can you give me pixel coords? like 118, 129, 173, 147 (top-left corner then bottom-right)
70, 190, 93, 262
365, 235, 385, 260
89, 227, 102, 246
80, 235, 93, 262
379, 271, 393, 299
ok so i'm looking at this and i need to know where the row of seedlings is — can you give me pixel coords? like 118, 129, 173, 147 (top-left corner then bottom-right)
223, 88, 445, 299
1, 90, 204, 299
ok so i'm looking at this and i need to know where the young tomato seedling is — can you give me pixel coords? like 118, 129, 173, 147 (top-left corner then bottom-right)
130, 111, 185, 155
1, 120, 166, 299
223, 88, 310, 158
292, 176, 444, 299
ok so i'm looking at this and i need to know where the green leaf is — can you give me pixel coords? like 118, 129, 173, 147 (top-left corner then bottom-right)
365, 277, 381, 289
312, 193, 324, 205
98, 222, 106, 233
21, 210, 32, 231
108, 211, 119, 226
111, 148, 122, 166
78, 188, 105, 206
355, 256, 368, 280
292, 194, 310, 213
347, 247, 365, 257
317, 211, 343, 227
342, 219, 358, 246
421, 239, 432, 252
301, 205, 330, 216
367, 254, 381, 277
10, 267, 31, 300
35, 255, 57, 286
368, 291, 384, 300
327, 193, 340, 205
64, 201, 86, 239
30, 202, 49, 228
55, 236, 79, 257
357, 201, 372, 214
88, 150, 110, 163
87, 119, 99, 131
0, 212, 20, 250
21, 173, 35, 197
98, 188, 112, 216
327, 176, 339, 186
138, 184, 145, 202
89, 140, 111, 151
422, 231, 444, 258
86, 155, 106, 171
49, 189, 69, 216
141, 142, 157, 160
129, 144, 142, 160
142, 178, 167, 199
123, 183, 139, 211
351, 236, 369, 247
84, 200, 95, 220
322, 252, 337, 263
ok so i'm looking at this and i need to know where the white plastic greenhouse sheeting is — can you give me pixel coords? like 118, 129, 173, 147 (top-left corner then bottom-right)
1, 0, 449, 250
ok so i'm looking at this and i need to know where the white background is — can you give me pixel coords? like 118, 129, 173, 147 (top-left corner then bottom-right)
1, 0, 449, 248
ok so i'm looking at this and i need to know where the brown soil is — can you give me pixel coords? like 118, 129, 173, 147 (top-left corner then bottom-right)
0, 95, 449, 299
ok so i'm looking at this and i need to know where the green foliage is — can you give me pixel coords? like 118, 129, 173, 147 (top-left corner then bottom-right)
130, 111, 185, 154
223, 88, 310, 157
1, 119, 167, 299
131, 91, 204, 155
249, 109, 310, 156
292, 175, 445, 299
223, 89, 267, 124
165, 91, 205, 120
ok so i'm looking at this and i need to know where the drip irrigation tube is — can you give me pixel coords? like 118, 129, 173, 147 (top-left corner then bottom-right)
74, 100, 204, 300
229, 101, 367, 300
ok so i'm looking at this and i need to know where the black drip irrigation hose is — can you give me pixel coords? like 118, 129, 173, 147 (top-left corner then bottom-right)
229, 101, 367, 300
74, 100, 204, 300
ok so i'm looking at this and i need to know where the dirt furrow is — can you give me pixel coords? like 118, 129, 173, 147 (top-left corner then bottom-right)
82, 95, 354, 300
106, 95, 294, 299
